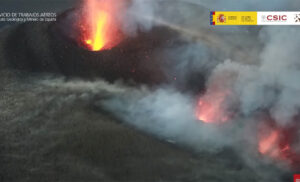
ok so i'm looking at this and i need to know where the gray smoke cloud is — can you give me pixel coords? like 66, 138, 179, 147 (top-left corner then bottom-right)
99, 0, 300, 179
211, 27, 300, 126
101, 87, 237, 151
122, 0, 300, 34
121, 0, 209, 36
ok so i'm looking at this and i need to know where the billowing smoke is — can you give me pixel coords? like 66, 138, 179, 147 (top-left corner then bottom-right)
121, 0, 209, 35
203, 27, 300, 126
101, 87, 236, 151
99, 0, 300, 177
257, 28, 300, 125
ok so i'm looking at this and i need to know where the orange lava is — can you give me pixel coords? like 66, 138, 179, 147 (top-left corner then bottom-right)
258, 128, 282, 158
80, 0, 123, 51
257, 121, 300, 169
196, 90, 230, 123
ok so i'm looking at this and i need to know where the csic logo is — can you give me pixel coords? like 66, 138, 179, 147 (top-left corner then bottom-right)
262, 14, 287, 22
217, 14, 226, 23
295, 14, 300, 22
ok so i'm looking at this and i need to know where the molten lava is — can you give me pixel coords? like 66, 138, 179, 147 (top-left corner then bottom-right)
85, 11, 108, 51
195, 70, 238, 124
258, 128, 282, 158
196, 89, 230, 123
80, 0, 123, 51
258, 120, 300, 169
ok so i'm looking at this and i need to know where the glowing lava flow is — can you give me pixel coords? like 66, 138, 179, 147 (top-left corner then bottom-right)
80, 0, 123, 51
258, 121, 300, 169
258, 128, 282, 158
196, 90, 230, 123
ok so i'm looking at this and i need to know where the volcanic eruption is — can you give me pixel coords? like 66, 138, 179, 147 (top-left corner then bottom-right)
78, 0, 123, 51
2, 0, 300, 181
193, 59, 300, 170
196, 89, 230, 123
258, 117, 300, 169
195, 68, 236, 124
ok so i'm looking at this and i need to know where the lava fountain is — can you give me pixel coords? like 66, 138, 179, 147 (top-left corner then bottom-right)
79, 0, 123, 51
